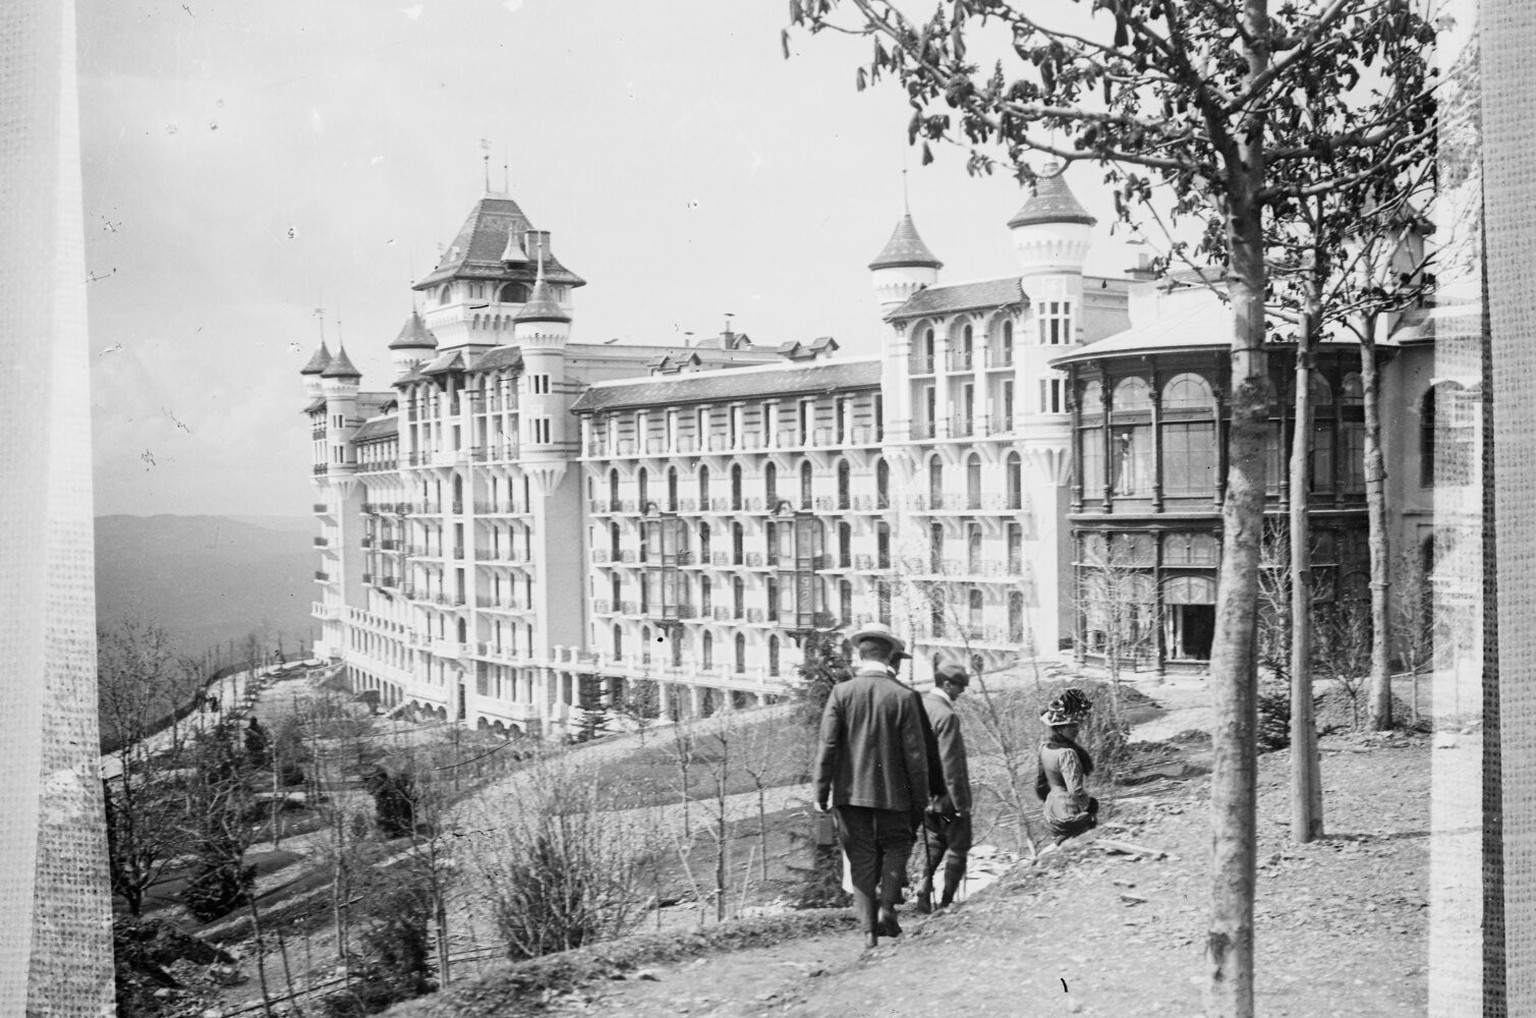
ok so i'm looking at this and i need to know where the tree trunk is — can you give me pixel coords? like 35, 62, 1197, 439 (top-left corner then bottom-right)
1290, 315, 1323, 845
1205, 181, 1267, 1016
1361, 334, 1394, 730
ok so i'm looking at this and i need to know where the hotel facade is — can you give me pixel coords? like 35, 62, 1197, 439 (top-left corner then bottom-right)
304, 173, 1467, 736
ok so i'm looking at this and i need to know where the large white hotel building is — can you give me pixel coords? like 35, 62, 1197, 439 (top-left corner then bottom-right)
304, 172, 1135, 736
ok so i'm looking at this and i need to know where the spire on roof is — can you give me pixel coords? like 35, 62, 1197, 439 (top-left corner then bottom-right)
869, 213, 944, 271
388, 309, 439, 351
1007, 163, 1098, 229
514, 259, 570, 325
300, 341, 332, 375
321, 343, 361, 379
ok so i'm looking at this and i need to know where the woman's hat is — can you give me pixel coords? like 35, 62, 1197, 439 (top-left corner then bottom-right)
1040, 687, 1094, 726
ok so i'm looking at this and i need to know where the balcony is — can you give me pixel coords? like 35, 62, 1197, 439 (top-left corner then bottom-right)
854, 554, 875, 570
380, 575, 398, 588
745, 552, 764, 567
430, 640, 465, 659
360, 536, 373, 548
746, 608, 766, 623
910, 356, 936, 376
984, 347, 1015, 369
911, 420, 938, 440
591, 548, 610, 564
432, 593, 467, 608
988, 414, 1016, 435
312, 464, 329, 476
381, 539, 399, 551
946, 350, 975, 372
713, 607, 734, 622
311, 601, 341, 620
949, 415, 975, 438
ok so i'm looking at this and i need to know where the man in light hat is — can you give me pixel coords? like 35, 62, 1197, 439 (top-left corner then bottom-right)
814, 622, 930, 947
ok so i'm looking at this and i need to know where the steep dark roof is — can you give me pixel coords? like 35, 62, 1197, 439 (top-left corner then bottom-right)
1007, 168, 1097, 228
887, 277, 1026, 319
300, 341, 332, 375
869, 213, 943, 270
300, 397, 326, 415
469, 347, 524, 373
514, 275, 570, 324
388, 310, 438, 351
570, 359, 881, 414
353, 417, 399, 443
414, 196, 584, 290
320, 345, 362, 379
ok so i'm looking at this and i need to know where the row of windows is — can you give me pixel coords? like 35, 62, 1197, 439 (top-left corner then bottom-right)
912, 304, 1075, 374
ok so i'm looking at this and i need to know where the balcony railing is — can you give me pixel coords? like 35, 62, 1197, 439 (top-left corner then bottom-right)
911, 420, 937, 440
949, 415, 975, 438
947, 350, 975, 371
745, 552, 764, 567
984, 347, 1015, 369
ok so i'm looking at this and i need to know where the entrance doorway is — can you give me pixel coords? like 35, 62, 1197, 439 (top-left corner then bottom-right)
1168, 604, 1215, 660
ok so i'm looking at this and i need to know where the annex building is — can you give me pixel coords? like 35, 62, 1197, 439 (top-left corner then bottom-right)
304, 171, 1470, 736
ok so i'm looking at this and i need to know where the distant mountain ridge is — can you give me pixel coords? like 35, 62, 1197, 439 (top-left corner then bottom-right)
95, 514, 317, 664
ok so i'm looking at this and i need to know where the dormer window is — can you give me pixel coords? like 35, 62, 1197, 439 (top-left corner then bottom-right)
498, 282, 530, 304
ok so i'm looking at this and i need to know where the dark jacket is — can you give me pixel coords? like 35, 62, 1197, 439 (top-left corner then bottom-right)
922, 690, 972, 815
813, 665, 930, 815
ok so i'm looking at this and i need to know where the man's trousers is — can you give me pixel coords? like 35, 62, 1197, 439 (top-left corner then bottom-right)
834, 805, 916, 930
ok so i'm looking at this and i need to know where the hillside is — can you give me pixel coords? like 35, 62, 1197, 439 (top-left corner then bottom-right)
94, 514, 317, 661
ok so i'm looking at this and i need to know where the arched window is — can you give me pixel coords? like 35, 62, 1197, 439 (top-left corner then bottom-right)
609, 469, 620, 511
765, 462, 778, 506
961, 323, 974, 367
672, 631, 683, 668
800, 460, 814, 509
699, 465, 711, 507
840, 580, 853, 624
734, 633, 746, 674
768, 635, 780, 676
732, 522, 745, 565
731, 464, 743, 510
612, 624, 623, 661
837, 520, 852, 568
498, 282, 529, 304
610, 573, 621, 607
701, 575, 713, 614
930, 586, 946, 637
1162, 372, 1213, 410
700, 522, 712, 562
877, 522, 891, 569
668, 467, 679, 511
929, 455, 943, 507
765, 521, 778, 566
1006, 451, 1023, 510
733, 576, 745, 617
877, 580, 892, 625
438, 284, 452, 305
930, 522, 944, 573
969, 587, 984, 627
637, 467, 648, 510
966, 453, 982, 509
1340, 372, 1364, 405
767, 578, 780, 621
968, 523, 982, 574
1008, 591, 1025, 642
702, 631, 714, 669
876, 459, 890, 508
923, 328, 936, 372
1001, 320, 1014, 365
1310, 374, 1335, 406
1113, 376, 1153, 410
837, 459, 852, 509
610, 522, 621, 559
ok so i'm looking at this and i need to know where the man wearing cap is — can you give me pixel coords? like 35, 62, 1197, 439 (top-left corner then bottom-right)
914, 663, 973, 912
814, 622, 930, 947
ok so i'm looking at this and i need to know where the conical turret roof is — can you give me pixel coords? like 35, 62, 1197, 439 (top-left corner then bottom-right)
514, 272, 570, 325
388, 310, 439, 351
1007, 165, 1097, 228
300, 341, 332, 375
320, 344, 362, 379
869, 213, 944, 270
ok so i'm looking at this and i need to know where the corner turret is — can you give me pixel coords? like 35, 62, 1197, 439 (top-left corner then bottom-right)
869, 212, 942, 309
1008, 163, 1096, 277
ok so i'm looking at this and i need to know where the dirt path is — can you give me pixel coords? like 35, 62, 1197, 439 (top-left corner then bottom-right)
519, 731, 1430, 1018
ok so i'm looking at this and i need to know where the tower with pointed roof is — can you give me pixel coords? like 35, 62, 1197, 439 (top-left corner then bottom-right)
513, 264, 572, 495
300, 341, 332, 399
1008, 163, 1097, 278
869, 211, 943, 310
411, 193, 584, 353
388, 309, 438, 373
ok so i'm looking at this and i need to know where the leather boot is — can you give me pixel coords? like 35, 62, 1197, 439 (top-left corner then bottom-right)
938, 863, 966, 908
914, 876, 933, 914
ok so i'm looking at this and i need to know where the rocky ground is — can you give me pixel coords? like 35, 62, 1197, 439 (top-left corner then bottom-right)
381, 702, 1434, 1018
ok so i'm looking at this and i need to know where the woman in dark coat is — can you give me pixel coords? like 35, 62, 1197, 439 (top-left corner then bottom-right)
1035, 688, 1099, 844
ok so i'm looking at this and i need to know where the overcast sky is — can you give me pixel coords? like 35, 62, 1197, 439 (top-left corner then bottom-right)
79, 0, 1137, 518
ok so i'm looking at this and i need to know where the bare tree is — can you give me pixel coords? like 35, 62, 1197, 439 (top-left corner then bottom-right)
737, 717, 782, 882
98, 619, 202, 916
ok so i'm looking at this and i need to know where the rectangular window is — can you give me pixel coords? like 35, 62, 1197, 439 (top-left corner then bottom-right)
1080, 426, 1105, 494
1311, 423, 1336, 492
1110, 425, 1151, 496
1340, 422, 1366, 492
1040, 301, 1073, 345
1162, 422, 1217, 495
1038, 376, 1065, 414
